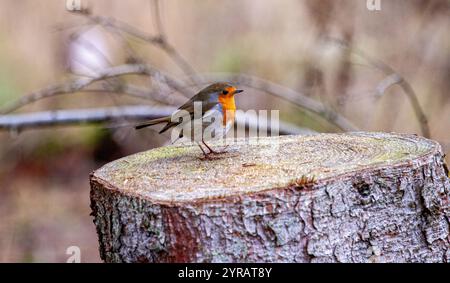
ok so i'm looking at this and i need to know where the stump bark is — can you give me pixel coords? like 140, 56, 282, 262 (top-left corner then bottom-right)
89, 132, 450, 263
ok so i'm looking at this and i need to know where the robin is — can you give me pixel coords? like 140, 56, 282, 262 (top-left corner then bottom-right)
135, 82, 243, 158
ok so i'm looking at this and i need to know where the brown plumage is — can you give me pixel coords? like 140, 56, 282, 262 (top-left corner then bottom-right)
135, 82, 243, 157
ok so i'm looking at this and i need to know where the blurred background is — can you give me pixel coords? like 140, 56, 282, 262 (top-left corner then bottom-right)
0, 0, 449, 262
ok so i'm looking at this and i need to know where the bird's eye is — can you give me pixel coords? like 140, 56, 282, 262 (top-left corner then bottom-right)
222, 90, 229, 95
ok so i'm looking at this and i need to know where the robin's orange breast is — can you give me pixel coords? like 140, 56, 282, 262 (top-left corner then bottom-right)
218, 95, 236, 127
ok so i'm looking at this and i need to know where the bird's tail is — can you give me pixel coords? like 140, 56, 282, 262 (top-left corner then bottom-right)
135, 116, 171, 130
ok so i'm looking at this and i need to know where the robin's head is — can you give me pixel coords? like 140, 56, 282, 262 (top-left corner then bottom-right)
202, 82, 243, 98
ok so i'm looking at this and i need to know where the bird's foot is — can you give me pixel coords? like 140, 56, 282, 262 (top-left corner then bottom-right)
198, 144, 234, 160
209, 149, 228, 155
199, 153, 223, 161
209, 145, 230, 155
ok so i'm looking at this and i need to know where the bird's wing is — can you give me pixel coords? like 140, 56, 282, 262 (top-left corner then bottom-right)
158, 101, 219, 134
173, 100, 219, 120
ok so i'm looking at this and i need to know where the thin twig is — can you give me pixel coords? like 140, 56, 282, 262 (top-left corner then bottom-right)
326, 37, 431, 138
71, 9, 199, 84
151, 0, 166, 37
375, 73, 403, 97
150, 0, 199, 83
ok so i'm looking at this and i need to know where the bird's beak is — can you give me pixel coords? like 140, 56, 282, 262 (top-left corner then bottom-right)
234, 89, 243, 94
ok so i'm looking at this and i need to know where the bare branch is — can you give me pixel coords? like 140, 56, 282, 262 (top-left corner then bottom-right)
397, 80, 431, 137
78, 13, 162, 44
326, 37, 431, 138
0, 64, 190, 114
0, 105, 313, 136
0, 106, 174, 131
375, 73, 403, 97
122, 84, 185, 105
151, 0, 166, 37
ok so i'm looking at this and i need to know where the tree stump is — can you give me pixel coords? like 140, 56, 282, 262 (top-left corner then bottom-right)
89, 132, 450, 263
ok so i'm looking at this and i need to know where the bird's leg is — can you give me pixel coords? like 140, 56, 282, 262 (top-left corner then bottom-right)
202, 140, 216, 154
197, 142, 209, 157
202, 140, 228, 155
